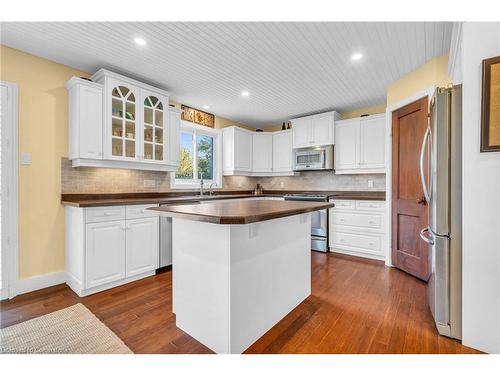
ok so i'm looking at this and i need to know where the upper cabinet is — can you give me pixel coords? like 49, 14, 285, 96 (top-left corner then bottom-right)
223, 126, 294, 176
252, 133, 273, 173
334, 114, 386, 174
66, 70, 180, 172
290, 111, 341, 148
272, 130, 293, 173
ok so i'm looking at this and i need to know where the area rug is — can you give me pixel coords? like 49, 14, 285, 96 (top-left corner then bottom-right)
0, 303, 132, 354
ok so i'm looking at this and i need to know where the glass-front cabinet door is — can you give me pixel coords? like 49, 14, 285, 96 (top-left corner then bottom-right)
111, 84, 138, 159
142, 93, 166, 162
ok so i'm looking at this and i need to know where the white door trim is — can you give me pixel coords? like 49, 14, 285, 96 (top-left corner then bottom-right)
1, 80, 19, 300
384, 86, 436, 267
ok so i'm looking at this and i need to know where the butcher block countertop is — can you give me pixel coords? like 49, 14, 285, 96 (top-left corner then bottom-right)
149, 199, 335, 224
61, 190, 385, 207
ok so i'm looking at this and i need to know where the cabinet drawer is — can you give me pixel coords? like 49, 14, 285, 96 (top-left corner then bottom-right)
356, 200, 385, 211
330, 231, 381, 252
331, 212, 382, 230
85, 206, 125, 223
126, 204, 159, 219
331, 200, 355, 209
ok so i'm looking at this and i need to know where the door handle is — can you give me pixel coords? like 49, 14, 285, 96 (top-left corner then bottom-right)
419, 227, 435, 245
419, 125, 432, 204
417, 196, 427, 205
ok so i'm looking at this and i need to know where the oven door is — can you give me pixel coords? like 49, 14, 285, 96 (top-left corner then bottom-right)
294, 149, 325, 170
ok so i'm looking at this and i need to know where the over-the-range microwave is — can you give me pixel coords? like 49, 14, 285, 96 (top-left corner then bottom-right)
293, 145, 334, 171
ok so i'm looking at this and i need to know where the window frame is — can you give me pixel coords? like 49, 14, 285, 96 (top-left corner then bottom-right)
170, 120, 222, 189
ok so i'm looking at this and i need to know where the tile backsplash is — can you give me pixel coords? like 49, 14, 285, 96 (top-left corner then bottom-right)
61, 158, 386, 194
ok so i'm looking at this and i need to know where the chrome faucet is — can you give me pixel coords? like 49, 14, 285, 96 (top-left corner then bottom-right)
209, 182, 217, 196
199, 173, 204, 196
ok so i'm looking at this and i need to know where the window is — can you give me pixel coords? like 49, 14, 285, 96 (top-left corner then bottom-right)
172, 121, 221, 188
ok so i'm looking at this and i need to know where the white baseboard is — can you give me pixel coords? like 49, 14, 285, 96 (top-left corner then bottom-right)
16, 271, 66, 296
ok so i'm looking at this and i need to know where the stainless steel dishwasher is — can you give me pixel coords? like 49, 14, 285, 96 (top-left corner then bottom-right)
283, 194, 329, 252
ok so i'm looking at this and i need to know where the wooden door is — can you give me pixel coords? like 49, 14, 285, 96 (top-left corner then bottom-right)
391, 97, 430, 281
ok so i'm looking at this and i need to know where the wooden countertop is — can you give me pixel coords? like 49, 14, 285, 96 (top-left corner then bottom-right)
61, 190, 385, 207
150, 199, 334, 224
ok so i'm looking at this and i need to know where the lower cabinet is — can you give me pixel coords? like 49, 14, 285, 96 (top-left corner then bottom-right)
85, 220, 126, 289
126, 217, 159, 277
66, 204, 159, 296
329, 199, 386, 261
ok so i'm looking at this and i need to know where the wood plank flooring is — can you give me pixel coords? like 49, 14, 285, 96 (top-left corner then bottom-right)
0, 252, 481, 354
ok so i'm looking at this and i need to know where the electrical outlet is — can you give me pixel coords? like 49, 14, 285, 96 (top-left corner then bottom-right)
280, 181, 285, 188
21, 152, 32, 165
144, 179, 156, 188
367, 180, 374, 188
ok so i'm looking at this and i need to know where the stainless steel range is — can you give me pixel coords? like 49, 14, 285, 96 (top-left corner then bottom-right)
284, 194, 329, 252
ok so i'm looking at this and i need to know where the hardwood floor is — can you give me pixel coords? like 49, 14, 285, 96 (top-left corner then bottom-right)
0, 252, 481, 354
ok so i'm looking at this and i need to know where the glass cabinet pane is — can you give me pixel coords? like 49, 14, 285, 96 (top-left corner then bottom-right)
112, 98, 122, 117
112, 138, 123, 157
125, 140, 135, 158
125, 122, 135, 140
155, 110, 163, 126
155, 145, 163, 161
112, 118, 123, 137
125, 102, 135, 120
144, 143, 153, 160
144, 125, 153, 142
155, 128, 163, 144
144, 107, 153, 124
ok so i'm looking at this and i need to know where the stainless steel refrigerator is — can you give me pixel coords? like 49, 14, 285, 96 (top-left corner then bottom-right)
419, 85, 462, 339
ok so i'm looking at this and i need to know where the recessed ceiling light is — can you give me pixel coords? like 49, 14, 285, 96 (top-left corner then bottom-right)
351, 53, 363, 61
134, 37, 147, 46
241, 91, 250, 97
203, 105, 210, 109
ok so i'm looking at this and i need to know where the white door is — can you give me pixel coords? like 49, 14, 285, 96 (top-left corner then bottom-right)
335, 119, 359, 170
273, 131, 292, 172
234, 129, 252, 172
85, 221, 126, 288
359, 116, 386, 169
252, 133, 273, 172
310, 114, 333, 146
291, 118, 311, 148
126, 217, 159, 277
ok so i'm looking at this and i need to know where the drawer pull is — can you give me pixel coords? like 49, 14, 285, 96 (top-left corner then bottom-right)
369, 242, 374, 246
340, 238, 345, 242
340, 218, 345, 222
368, 220, 375, 224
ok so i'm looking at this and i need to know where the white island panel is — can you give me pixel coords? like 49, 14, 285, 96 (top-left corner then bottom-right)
172, 213, 311, 354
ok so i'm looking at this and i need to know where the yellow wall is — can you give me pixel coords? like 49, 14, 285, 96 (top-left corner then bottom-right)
1, 45, 90, 279
341, 104, 386, 119
386, 55, 452, 106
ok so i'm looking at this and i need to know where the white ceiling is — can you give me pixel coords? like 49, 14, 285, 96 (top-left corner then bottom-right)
0, 22, 453, 127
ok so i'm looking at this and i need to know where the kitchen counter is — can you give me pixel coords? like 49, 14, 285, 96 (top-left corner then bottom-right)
150, 199, 334, 224
61, 190, 385, 207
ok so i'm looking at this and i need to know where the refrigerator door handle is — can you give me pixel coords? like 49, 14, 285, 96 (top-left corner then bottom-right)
419, 125, 432, 203
420, 226, 435, 245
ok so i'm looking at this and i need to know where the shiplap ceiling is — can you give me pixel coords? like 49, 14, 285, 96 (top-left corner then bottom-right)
1, 22, 453, 127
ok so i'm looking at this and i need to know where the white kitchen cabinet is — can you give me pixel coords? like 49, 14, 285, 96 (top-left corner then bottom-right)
273, 130, 293, 173
66, 77, 103, 161
291, 111, 341, 149
334, 118, 359, 170
65, 203, 159, 297
223, 127, 295, 176
329, 199, 386, 261
334, 114, 386, 174
168, 108, 181, 166
67, 69, 180, 172
252, 133, 273, 173
126, 217, 159, 277
85, 220, 126, 289
359, 115, 386, 169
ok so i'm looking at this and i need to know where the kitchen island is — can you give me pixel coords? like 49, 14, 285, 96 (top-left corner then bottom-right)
151, 199, 334, 354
